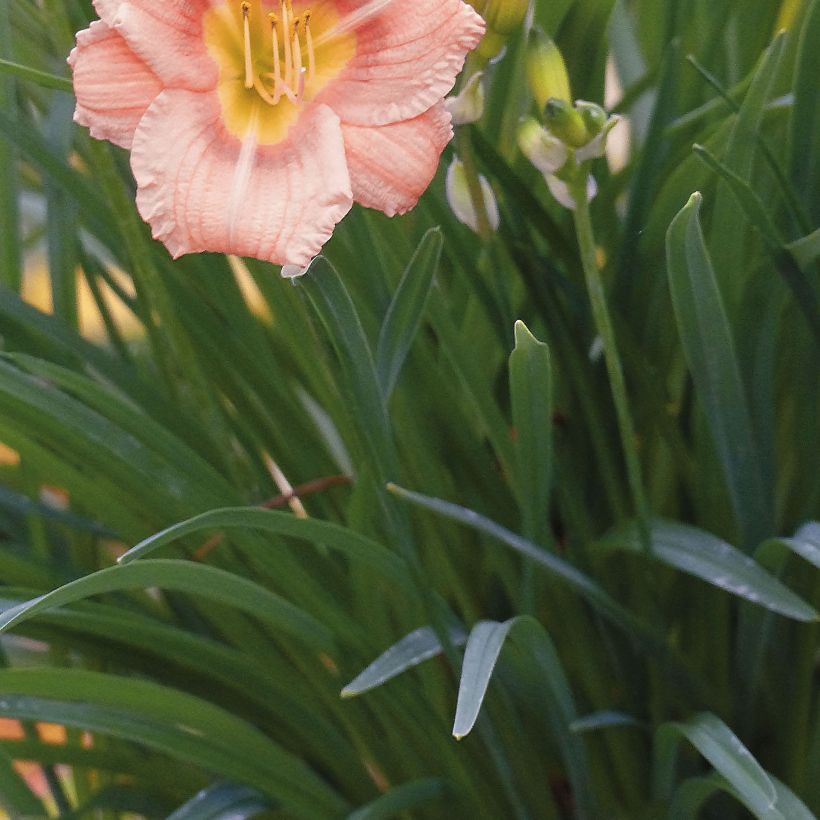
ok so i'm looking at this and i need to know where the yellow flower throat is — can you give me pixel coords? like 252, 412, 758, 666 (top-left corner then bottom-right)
205, 0, 355, 144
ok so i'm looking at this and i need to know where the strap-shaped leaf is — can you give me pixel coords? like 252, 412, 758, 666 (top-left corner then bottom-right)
666, 192, 772, 547
167, 782, 273, 820
0, 559, 334, 650
654, 713, 779, 819
602, 520, 817, 621
376, 228, 442, 399
346, 778, 449, 820
451, 617, 595, 818
342, 624, 467, 698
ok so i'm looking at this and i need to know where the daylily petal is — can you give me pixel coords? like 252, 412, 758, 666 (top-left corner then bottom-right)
68, 20, 162, 149
317, 0, 485, 126
92, 0, 217, 91
131, 92, 353, 266
342, 102, 453, 216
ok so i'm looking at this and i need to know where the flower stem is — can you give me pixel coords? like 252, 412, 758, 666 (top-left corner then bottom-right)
572, 186, 651, 550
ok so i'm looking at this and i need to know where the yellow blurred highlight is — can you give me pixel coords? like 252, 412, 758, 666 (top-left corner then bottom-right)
22, 253, 143, 341
776, 0, 801, 29
0, 442, 20, 466
22, 252, 272, 343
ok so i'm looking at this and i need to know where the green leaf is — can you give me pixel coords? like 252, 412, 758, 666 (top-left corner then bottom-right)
509, 321, 553, 544
756, 521, 820, 570
387, 483, 661, 646
569, 711, 644, 734
451, 617, 595, 818
376, 227, 442, 399
0, 669, 347, 816
167, 782, 273, 820
0, 57, 73, 91
346, 778, 449, 820
118, 506, 409, 587
0, 559, 334, 651
603, 520, 817, 621
655, 713, 779, 819
693, 144, 783, 250
709, 31, 786, 304
666, 192, 772, 546
786, 227, 820, 271
341, 624, 467, 698
789, 0, 820, 218
299, 256, 395, 481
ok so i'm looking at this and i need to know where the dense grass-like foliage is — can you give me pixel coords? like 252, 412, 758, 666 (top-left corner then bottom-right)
1, 0, 819, 817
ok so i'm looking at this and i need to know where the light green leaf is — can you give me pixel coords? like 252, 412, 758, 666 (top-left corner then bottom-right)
0, 57, 73, 91
786, 227, 820, 271
655, 713, 779, 819
376, 228, 442, 399
342, 624, 467, 698
603, 520, 817, 621
451, 617, 595, 818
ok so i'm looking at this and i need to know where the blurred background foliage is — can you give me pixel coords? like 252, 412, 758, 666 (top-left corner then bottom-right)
0, 0, 819, 817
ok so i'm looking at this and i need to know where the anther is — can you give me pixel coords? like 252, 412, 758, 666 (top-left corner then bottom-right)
241, 2, 254, 90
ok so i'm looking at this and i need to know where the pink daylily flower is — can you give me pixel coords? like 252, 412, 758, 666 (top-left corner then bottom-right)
69, 0, 485, 267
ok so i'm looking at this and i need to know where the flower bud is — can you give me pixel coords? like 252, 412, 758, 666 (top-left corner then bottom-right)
485, 0, 528, 35
575, 113, 621, 162
575, 100, 607, 139
546, 174, 598, 211
543, 98, 588, 148
476, 29, 507, 61
526, 29, 571, 110
517, 117, 567, 174
445, 72, 485, 125
446, 156, 500, 233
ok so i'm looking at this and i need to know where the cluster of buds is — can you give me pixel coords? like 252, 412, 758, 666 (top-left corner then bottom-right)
444, 0, 528, 233
518, 30, 619, 210
470, 0, 530, 64
446, 0, 528, 125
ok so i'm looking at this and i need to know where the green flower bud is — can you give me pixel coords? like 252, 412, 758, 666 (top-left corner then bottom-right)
526, 29, 571, 110
476, 28, 507, 61
485, 0, 528, 35
575, 100, 607, 139
543, 98, 588, 148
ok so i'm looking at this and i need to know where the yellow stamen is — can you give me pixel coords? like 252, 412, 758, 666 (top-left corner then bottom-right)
292, 17, 303, 84
304, 11, 315, 84
241, 2, 253, 90
269, 13, 282, 103
281, 0, 293, 90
